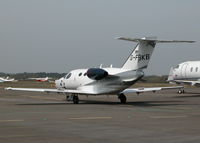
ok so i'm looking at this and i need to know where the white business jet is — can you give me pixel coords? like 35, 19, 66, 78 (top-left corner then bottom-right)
6, 37, 194, 104
168, 61, 200, 93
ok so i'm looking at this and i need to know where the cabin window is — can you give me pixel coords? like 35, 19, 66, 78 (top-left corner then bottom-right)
84, 73, 87, 76
190, 67, 193, 72
66, 73, 72, 79
196, 67, 198, 72
79, 73, 82, 76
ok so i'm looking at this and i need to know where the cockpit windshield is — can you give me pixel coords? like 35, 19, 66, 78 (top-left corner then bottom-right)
65, 73, 72, 79
174, 65, 179, 69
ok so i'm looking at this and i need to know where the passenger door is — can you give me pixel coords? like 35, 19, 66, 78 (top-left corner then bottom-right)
181, 63, 188, 78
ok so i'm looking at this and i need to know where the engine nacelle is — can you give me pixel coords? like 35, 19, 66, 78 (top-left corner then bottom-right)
87, 68, 108, 80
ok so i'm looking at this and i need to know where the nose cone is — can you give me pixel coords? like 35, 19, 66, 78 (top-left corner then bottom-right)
55, 79, 61, 89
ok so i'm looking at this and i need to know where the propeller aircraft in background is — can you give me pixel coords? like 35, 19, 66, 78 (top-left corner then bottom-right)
0, 77, 16, 83
28, 77, 52, 82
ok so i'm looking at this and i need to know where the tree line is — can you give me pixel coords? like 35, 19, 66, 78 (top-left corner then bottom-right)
0, 72, 168, 83
0, 72, 66, 80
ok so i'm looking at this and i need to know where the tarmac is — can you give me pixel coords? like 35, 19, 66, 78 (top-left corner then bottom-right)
1, 87, 200, 143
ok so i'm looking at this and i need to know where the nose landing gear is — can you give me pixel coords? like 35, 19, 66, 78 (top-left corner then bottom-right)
178, 89, 185, 94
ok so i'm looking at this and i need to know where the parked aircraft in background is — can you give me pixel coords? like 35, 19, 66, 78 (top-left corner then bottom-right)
168, 61, 200, 93
28, 77, 52, 82
0, 77, 16, 83
6, 37, 194, 104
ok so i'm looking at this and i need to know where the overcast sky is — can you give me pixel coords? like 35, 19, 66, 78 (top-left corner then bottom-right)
0, 0, 199, 75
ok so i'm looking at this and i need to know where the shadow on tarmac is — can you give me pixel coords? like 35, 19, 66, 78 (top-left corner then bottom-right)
174, 94, 200, 98
16, 100, 184, 107
80, 100, 184, 107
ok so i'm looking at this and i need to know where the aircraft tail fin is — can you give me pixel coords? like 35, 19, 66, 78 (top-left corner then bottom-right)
117, 37, 195, 71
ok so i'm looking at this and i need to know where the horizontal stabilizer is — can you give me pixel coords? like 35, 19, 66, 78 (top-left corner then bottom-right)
117, 37, 195, 43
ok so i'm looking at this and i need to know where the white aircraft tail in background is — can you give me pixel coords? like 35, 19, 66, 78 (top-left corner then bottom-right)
5, 37, 195, 104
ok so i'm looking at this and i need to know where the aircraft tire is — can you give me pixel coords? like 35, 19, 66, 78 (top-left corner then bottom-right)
73, 95, 79, 104
178, 89, 184, 94
119, 93, 127, 103
66, 95, 70, 101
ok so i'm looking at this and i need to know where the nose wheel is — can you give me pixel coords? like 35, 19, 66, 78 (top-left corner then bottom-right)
178, 89, 185, 94
118, 93, 127, 103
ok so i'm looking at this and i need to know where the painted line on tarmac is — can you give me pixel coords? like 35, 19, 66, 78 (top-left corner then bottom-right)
188, 113, 200, 116
159, 107, 192, 110
68, 117, 112, 120
0, 119, 24, 122
149, 115, 187, 119
0, 135, 35, 138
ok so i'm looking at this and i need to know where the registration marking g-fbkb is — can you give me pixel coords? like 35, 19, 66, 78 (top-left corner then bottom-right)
130, 54, 150, 61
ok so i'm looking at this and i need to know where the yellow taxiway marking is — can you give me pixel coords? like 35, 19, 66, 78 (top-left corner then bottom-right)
150, 115, 187, 119
68, 117, 112, 120
0, 120, 24, 122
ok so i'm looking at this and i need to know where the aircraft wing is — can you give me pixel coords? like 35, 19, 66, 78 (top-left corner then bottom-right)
173, 80, 200, 86
121, 86, 183, 94
5, 87, 94, 95
5, 86, 183, 95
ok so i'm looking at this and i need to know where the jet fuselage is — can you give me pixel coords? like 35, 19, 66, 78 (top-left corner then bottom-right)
55, 68, 144, 95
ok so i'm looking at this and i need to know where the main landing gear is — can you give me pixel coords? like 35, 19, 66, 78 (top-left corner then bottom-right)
73, 95, 79, 104
66, 94, 79, 104
66, 93, 128, 104
118, 93, 127, 103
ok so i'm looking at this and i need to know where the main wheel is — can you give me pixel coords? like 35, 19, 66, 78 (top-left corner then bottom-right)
66, 94, 73, 101
73, 95, 79, 104
118, 93, 127, 103
66, 95, 70, 101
